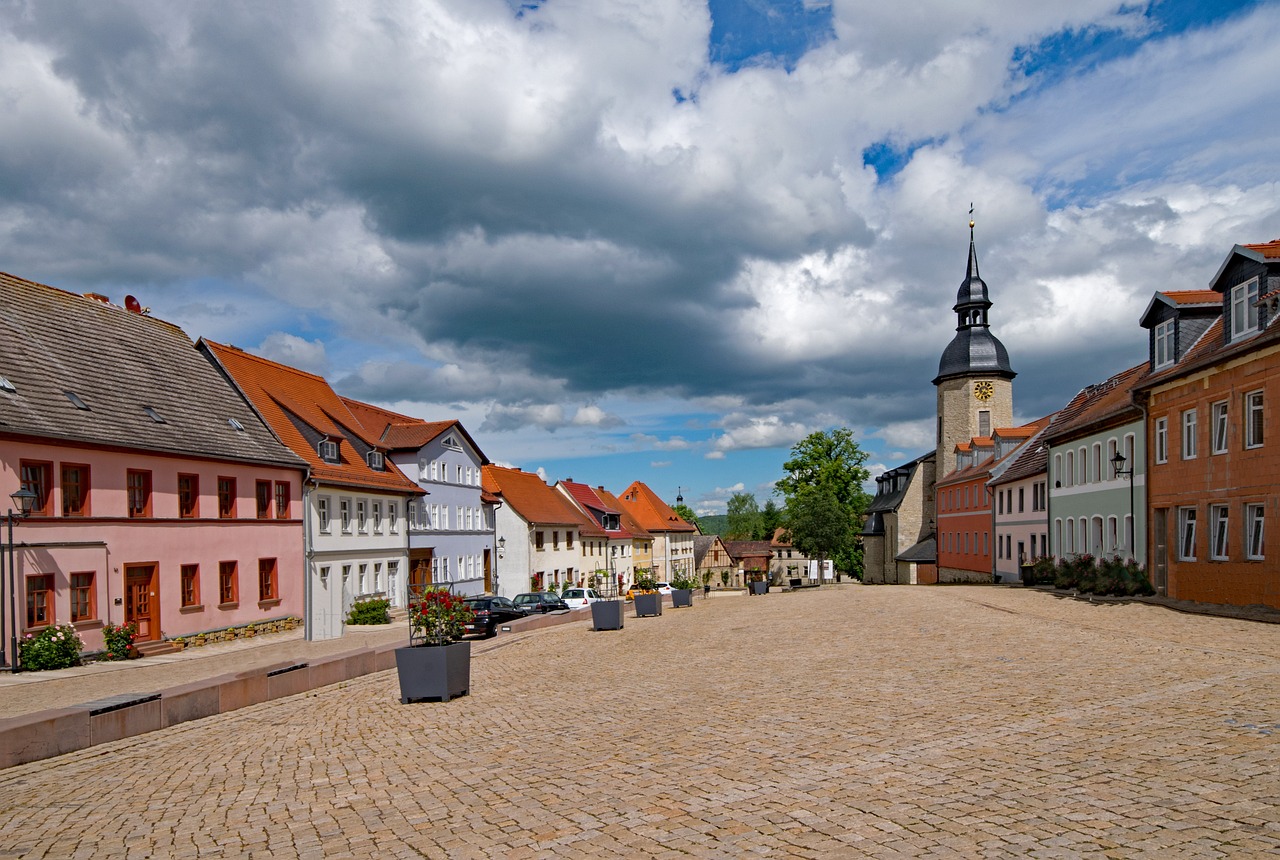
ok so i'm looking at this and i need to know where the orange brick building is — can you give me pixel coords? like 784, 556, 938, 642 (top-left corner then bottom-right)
1135, 241, 1280, 608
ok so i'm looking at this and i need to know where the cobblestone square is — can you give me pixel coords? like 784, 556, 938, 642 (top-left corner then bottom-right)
2, 586, 1278, 858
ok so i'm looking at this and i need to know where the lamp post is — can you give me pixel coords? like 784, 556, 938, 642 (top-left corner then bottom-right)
1, 486, 39, 671
495, 537, 505, 596
1110, 451, 1136, 562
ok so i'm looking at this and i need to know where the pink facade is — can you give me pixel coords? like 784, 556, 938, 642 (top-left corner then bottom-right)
4, 438, 304, 653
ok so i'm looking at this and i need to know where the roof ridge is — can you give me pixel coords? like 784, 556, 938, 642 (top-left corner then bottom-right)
203, 339, 330, 384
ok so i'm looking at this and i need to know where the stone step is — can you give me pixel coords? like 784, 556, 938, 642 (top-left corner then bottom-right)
134, 640, 180, 658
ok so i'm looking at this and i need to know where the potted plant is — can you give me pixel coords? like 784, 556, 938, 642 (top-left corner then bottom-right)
632, 575, 662, 617
395, 587, 475, 703
591, 595, 625, 631
749, 573, 768, 595
671, 573, 697, 608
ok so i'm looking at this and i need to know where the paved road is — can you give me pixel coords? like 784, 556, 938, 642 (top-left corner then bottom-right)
1, 586, 1277, 858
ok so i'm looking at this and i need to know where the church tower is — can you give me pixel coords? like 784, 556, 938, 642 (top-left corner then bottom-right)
933, 219, 1016, 475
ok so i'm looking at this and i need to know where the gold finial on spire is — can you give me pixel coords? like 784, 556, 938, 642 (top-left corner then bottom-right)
969, 202, 975, 231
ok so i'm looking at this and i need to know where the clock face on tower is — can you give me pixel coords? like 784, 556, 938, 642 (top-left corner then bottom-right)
974, 381, 995, 402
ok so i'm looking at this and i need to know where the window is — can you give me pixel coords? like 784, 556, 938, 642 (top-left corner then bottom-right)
978, 409, 991, 437
258, 558, 278, 602
1053, 454, 1062, 486
1154, 417, 1168, 464
430, 461, 438, 481
1178, 507, 1197, 561
340, 499, 351, 532
27, 574, 54, 627
1245, 390, 1264, 448
367, 450, 384, 470
178, 474, 199, 518
372, 502, 382, 532
219, 561, 238, 605
535, 531, 544, 550
127, 470, 152, 517
217, 477, 236, 518
1210, 505, 1229, 560
1211, 401, 1228, 454
61, 464, 89, 517
566, 532, 574, 550
1181, 409, 1197, 459
180, 564, 200, 608
20, 461, 52, 515
389, 502, 398, 533
998, 492, 1004, 515
1230, 278, 1260, 340
373, 562, 383, 592
319, 439, 339, 462
1092, 443, 1102, 483
357, 500, 367, 532
71, 572, 96, 621
318, 496, 331, 532
1078, 447, 1087, 485
358, 564, 368, 592
1065, 451, 1074, 487
1154, 319, 1175, 368
1246, 503, 1265, 560
275, 482, 290, 518
1018, 487, 1025, 513
256, 480, 272, 519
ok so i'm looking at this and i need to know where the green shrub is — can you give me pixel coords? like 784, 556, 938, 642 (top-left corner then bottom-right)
19, 624, 82, 671
347, 597, 392, 625
101, 621, 138, 660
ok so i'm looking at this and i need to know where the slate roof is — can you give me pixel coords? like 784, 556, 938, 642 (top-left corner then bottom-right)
483, 465, 588, 528
989, 416, 1057, 487
616, 481, 697, 534
201, 341, 421, 494
935, 236, 1016, 384
864, 451, 933, 517
1042, 362, 1147, 444
896, 536, 937, 564
0, 272, 305, 468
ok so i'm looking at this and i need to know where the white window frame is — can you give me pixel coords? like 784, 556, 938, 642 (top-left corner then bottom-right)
357, 500, 367, 532
1210, 504, 1229, 560
1211, 400, 1229, 454
340, 499, 351, 533
372, 502, 382, 533
1182, 409, 1197, 459
1246, 503, 1265, 560
1245, 390, 1264, 449
1154, 319, 1175, 368
389, 502, 398, 534
1230, 278, 1260, 341
1178, 507, 1197, 561
318, 439, 339, 462
1154, 417, 1168, 464
318, 496, 331, 533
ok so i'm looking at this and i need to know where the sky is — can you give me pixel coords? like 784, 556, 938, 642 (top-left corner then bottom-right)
2, 0, 1278, 515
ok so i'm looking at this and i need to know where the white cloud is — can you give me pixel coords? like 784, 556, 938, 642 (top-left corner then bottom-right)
650, 460, 672, 468
256, 333, 329, 376
711, 415, 811, 453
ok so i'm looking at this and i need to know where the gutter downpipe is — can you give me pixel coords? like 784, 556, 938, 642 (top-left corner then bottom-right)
302, 468, 315, 641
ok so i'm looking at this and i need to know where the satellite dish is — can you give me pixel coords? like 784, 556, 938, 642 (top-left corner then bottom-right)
124, 295, 142, 313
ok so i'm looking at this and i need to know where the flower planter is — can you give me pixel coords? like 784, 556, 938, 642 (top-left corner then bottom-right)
671, 588, 694, 608
633, 592, 663, 617
591, 600, 625, 631
750, 581, 769, 595
395, 641, 471, 703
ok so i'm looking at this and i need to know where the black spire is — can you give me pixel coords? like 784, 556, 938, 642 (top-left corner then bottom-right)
933, 218, 1015, 385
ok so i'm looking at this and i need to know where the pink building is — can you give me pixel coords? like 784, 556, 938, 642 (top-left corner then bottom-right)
0, 273, 307, 661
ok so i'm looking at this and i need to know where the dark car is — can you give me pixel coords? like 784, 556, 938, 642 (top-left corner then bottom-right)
462, 596, 526, 638
512, 592, 569, 614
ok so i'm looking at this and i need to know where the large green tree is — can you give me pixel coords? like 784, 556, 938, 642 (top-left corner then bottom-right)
671, 502, 700, 532
754, 499, 783, 541
776, 428, 873, 578
725, 491, 761, 540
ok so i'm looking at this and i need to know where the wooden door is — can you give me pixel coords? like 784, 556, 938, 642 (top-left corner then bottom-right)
1152, 508, 1168, 596
408, 549, 433, 600
483, 549, 493, 594
124, 564, 159, 642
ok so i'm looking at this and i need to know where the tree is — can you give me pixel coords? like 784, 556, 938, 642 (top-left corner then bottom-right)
776, 429, 873, 578
725, 492, 761, 539
671, 502, 700, 532
755, 499, 783, 541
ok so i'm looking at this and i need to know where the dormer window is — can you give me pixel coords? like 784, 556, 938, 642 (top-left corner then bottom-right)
319, 439, 339, 462
1154, 319, 1175, 368
0, 376, 15, 394
1230, 278, 1260, 341
143, 406, 166, 424
366, 451, 385, 471
228, 417, 246, 431
442, 434, 461, 450
64, 391, 90, 410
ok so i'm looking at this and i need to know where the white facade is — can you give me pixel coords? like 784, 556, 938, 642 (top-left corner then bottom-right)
652, 531, 696, 582
306, 483, 411, 639
491, 503, 581, 598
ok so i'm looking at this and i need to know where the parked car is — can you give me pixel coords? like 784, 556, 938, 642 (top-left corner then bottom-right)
561, 587, 603, 609
462, 596, 526, 638
512, 592, 569, 614
625, 583, 653, 601
654, 582, 673, 595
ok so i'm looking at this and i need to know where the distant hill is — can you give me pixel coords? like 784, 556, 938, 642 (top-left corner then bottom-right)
695, 514, 727, 535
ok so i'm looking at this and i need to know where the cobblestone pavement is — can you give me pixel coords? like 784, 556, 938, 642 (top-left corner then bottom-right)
1, 586, 1278, 858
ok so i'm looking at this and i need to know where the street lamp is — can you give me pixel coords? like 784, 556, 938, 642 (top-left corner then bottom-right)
1110, 451, 1135, 562
495, 537, 505, 595
1, 486, 39, 671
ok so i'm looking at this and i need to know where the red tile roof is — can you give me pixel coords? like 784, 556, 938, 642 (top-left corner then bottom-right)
593, 487, 653, 541
483, 465, 590, 528
616, 481, 697, 534
1242, 239, 1280, 258
1163, 290, 1221, 305
202, 341, 421, 494
1042, 362, 1147, 443
339, 398, 488, 462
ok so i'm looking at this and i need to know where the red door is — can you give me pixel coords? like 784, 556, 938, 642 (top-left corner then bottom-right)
124, 565, 158, 642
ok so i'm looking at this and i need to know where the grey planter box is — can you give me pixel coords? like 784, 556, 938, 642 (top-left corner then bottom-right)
591, 600, 625, 630
671, 588, 694, 608
750, 581, 769, 595
395, 642, 470, 703
633, 593, 663, 617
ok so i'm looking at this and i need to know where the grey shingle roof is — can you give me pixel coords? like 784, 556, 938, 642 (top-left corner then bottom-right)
0, 272, 306, 468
